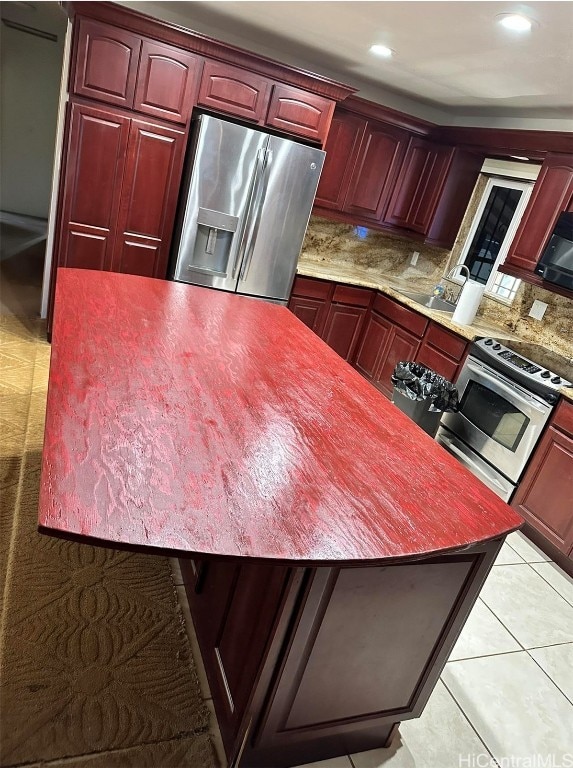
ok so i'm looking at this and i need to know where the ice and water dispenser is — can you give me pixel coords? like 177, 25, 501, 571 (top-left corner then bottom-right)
188, 208, 239, 277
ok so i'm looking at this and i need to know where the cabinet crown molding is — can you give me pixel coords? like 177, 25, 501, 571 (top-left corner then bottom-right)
63, 1, 357, 102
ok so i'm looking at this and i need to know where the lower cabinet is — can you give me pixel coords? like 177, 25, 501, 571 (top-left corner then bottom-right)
290, 276, 470, 397
512, 399, 573, 559
288, 277, 334, 335
416, 323, 469, 381
180, 543, 500, 767
289, 277, 373, 360
49, 100, 186, 332
354, 294, 428, 398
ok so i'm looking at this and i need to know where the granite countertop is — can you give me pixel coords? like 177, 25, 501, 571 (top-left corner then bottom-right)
297, 259, 573, 402
39, 269, 522, 561
296, 260, 522, 342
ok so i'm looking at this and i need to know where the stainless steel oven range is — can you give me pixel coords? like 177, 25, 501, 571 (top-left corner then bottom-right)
436, 338, 571, 501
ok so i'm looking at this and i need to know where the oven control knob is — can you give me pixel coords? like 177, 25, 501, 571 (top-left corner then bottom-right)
493, 343, 501, 350
541, 371, 551, 378
551, 376, 561, 384
484, 339, 493, 345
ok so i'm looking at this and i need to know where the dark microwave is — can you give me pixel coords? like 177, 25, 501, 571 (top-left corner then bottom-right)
536, 210, 573, 290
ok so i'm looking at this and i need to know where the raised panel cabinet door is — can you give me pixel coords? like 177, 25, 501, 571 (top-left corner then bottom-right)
184, 559, 290, 758
426, 149, 484, 249
197, 60, 270, 122
375, 325, 421, 399
385, 137, 435, 229
353, 312, 393, 382
134, 40, 201, 124
345, 120, 408, 222
512, 426, 573, 554
415, 342, 459, 382
505, 153, 573, 273
288, 296, 330, 336
314, 111, 366, 210
266, 84, 335, 143
73, 19, 141, 108
113, 118, 186, 279
322, 304, 368, 361
58, 102, 130, 272
386, 139, 455, 234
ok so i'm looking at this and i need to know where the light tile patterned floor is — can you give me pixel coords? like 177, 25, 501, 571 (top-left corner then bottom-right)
174, 532, 573, 768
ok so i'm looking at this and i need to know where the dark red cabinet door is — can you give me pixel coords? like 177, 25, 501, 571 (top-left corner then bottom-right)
385, 138, 454, 234
58, 102, 130, 273
197, 60, 270, 122
113, 118, 187, 279
375, 325, 421, 399
314, 111, 366, 211
512, 423, 573, 554
505, 153, 573, 273
266, 84, 334, 143
288, 296, 330, 336
426, 149, 484, 249
322, 304, 368, 361
134, 40, 201, 124
73, 19, 141, 108
184, 559, 290, 759
354, 312, 393, 382
345, 120, 408, 222
415, 343, 459, 382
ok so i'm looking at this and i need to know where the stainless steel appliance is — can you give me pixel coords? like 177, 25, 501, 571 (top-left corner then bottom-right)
171, 114, 325, 302
437, 338, 571, 501
535, 211, 573, 291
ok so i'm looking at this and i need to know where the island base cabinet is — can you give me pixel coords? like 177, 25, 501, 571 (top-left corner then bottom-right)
181, 540, 501, 767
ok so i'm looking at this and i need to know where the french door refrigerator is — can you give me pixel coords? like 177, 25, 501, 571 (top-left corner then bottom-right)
171, 114, 325, 303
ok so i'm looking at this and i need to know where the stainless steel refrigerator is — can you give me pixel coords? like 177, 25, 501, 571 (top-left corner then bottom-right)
171, 115, 325, 302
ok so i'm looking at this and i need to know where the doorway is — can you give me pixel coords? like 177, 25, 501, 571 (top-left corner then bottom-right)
0, 2, 67, 320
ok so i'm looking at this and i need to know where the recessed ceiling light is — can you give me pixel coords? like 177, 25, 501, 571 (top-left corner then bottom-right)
370, 44, 393, 58
510, 155, 530, 161
497, 13, 533, 32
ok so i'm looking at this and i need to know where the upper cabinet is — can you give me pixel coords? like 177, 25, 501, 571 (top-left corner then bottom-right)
315, 109, 408, 223
502, 153, 573, 276
345, 120, 408, 222
265, 84, 334, 142
385, 138, 454, 233
313, 104, 483, 249
73, 19, 141, 108
134, 40, 200, 123
73, 19, 201, 124
197, 61, 270, 122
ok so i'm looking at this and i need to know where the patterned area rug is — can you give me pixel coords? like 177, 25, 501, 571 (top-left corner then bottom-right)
0, 316, 217, 767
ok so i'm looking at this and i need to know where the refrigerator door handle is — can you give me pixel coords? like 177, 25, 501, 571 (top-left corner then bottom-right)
239, 148, 272, 282
233, 148, 266, 279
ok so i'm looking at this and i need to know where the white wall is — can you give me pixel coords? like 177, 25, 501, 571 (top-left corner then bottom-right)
0, 3, 67, 218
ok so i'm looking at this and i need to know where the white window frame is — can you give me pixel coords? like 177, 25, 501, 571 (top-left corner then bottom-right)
454, 176, 534, 303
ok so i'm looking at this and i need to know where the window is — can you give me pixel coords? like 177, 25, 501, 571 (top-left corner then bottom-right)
456, 177, 533, 302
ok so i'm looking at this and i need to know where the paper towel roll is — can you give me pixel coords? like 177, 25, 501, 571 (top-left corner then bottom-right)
452, 280, 485, 325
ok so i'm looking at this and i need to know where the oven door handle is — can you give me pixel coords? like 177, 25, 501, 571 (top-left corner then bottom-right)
464, 357, 552, 416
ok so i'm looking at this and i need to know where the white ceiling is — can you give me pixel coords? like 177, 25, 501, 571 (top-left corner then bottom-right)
124, 1, 573, 128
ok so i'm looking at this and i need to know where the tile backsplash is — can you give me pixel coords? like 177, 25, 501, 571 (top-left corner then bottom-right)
301, 214, 572, 361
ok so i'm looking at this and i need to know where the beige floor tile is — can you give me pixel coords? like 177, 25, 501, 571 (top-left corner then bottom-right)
529, 643, 573, 703
479, 564, 573, 648
506, 531, 551, 562
351, 681, 489, 768
442, 652, 573, 763
448, 598, 520, 661
530, 562, 573, 607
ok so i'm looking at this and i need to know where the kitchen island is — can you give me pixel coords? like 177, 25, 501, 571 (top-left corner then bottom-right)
39, 269, 522, 767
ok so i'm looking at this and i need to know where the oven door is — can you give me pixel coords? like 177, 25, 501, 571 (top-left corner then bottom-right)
440, 356, 552, 483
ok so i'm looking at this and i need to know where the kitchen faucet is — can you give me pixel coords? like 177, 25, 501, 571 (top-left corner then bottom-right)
442, 264, 471, 304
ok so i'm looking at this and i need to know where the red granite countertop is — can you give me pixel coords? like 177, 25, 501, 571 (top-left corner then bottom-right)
38, 269, 522, 563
